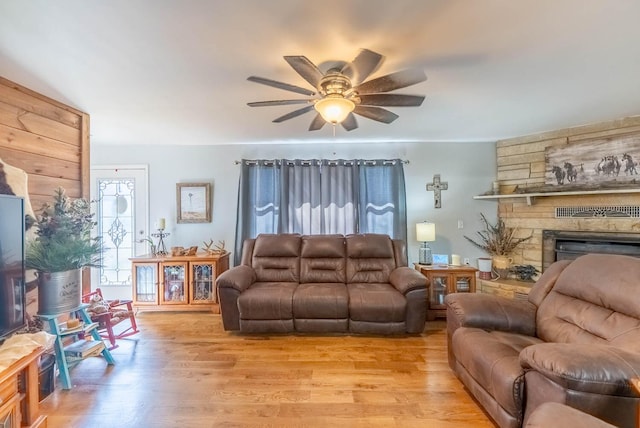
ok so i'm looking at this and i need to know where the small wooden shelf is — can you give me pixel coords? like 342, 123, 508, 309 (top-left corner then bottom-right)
473, 188, 640, 205
415, 264, 478, 320
38, 305, 115, 390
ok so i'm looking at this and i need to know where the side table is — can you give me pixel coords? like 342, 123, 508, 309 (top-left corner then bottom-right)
415, 264, 478, 320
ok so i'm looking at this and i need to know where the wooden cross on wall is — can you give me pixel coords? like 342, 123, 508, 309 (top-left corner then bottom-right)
426, 174, 448, 208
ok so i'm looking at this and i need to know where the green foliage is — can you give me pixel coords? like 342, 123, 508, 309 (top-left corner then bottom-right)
464, 213, 531, 256
25, 187, 102, 272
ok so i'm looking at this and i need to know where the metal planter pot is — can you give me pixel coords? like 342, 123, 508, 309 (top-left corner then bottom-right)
37, 269, 82, 315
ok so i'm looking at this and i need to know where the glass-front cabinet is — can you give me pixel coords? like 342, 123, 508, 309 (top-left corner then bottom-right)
416, 264, 478, 320
132, 262, 159, 305
190, 262, 216, 304
130, 252, 229, 311
161, 262, 188, 304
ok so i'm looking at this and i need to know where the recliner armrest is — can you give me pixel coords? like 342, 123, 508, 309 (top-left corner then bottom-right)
389, 267, 428, 295
445, 292, 537, 336
520, 343, 640, 397
216, 265, 256, 293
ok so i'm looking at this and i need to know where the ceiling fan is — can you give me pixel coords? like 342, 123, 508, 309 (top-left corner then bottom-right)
247, 48, 427, 132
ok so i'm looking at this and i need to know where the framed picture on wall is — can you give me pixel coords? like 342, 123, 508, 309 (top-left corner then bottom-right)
176, 182, 211, 223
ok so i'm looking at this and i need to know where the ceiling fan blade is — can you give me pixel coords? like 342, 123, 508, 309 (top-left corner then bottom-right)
341, 113, 358, 131
358, 94, 425, 107
273, 105, 315, 123
248, 99, 313, 107
341, 49, 384, 86
353, 106, 399, 124
247, 76, 315, 96
355, 69, 427, 94
284, 56, 324, 88
308, 113, 326, 131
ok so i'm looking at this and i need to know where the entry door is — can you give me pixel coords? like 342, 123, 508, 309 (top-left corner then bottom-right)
90, 165, 149, 300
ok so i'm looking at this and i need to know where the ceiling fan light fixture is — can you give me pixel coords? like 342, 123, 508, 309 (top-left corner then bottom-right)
314, 95, 355, 124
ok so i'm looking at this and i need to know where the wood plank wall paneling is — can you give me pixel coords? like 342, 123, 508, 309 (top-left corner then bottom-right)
0, 77, 89, 207
494, 115, 640, 271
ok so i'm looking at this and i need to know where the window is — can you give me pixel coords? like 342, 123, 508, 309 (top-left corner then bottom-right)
234, 159, 407, 264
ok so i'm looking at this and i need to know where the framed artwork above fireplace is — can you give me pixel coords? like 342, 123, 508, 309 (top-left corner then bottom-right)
545, 134, 640, 188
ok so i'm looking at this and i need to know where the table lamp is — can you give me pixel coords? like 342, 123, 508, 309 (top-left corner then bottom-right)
416, 221, 436, 265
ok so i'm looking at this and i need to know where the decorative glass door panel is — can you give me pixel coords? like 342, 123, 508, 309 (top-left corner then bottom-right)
430, 274, 448, 309
91, 166, 148, 300
190, 262, 216, 304
455, 275, 473, 292
161, 263, 187, 304
132, 263, 158, 304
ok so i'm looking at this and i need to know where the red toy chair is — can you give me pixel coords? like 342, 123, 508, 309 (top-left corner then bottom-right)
81, 288, 139, 350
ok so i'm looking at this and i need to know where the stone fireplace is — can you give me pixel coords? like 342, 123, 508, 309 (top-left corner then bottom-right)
492, 115, 640, 274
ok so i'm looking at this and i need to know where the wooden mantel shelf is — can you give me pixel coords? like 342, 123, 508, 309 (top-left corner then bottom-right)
473, 188, 640, 205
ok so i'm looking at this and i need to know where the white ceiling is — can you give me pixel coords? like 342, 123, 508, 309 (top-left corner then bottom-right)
1, 0, 639, 146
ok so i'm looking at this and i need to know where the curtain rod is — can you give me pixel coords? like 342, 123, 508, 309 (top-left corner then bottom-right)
234, 159, 410, 165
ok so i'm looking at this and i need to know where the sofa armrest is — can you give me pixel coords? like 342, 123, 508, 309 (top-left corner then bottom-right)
445, 292, 537, 336
520, 343, 640, 397
389, 266, 428, 295
216, 265, 256, 293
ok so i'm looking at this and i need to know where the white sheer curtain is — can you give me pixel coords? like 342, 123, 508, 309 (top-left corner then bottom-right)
320, 159, 358, 235
234, 158, 407, 265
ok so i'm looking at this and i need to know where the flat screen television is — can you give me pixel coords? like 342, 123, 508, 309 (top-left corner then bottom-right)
0, 194, 26, 342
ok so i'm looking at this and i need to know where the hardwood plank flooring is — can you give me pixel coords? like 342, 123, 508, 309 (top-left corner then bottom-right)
39, 312, 495, 427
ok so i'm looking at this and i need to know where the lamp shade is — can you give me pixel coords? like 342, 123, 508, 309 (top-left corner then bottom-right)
314, 95, 355, 124
416, 222, 436, 242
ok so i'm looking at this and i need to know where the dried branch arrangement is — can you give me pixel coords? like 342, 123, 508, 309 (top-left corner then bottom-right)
464, 214, 531, 256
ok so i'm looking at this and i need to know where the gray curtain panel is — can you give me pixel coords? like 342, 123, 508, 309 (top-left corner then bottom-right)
234, 158, 407, 265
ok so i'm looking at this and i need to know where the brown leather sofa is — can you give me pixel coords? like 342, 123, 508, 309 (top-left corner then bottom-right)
445, 253, 640, 428
216, 233, 428, 334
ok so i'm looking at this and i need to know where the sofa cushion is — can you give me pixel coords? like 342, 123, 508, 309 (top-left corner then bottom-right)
293, 283, 349, 319
452, 328, 544, 417
346, 234, 396, 283
300, 235, 346, 283
536, 254, 640, 351
252, 234, 301, 283
348, 283, 405, 322
238, 282, 297, 320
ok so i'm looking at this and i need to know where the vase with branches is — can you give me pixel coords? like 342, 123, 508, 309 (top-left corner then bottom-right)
464, 214, 532, 277
464, 213, 531, 256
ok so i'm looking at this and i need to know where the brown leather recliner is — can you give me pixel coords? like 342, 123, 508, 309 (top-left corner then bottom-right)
445, 253, 640, 428
216, 233, 428, 334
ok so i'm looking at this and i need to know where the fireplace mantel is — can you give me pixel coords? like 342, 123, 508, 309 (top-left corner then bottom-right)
473, 187, 640, 206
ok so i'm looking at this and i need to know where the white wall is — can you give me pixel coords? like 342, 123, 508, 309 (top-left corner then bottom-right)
91, 141, 497, 267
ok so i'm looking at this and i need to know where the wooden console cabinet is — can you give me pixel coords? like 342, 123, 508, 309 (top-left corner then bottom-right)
416, 264, 478, 320
130, 252, 229, 312
0, 347, 47, 427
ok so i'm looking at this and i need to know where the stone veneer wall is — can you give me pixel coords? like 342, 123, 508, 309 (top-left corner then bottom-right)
494, 115, 640, 271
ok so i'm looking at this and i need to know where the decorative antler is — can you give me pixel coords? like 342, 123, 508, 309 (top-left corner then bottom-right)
202, 239, 226, 255
202, 239, 214, 252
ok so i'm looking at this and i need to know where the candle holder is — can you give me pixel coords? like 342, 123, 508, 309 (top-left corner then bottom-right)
151, 229, 170, 256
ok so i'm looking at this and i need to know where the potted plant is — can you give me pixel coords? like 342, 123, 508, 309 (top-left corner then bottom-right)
464, 213, 531, 277
26, 187, 102, 315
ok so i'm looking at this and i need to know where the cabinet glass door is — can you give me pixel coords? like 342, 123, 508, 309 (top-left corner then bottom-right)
455, 275, 473, 292
132, 263, 158, 304
430, 274, 449, 308
161, 263, 187, 304
190, 262, 216, 304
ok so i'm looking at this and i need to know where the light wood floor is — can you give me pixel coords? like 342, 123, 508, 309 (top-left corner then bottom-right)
39, 312, 495, 428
